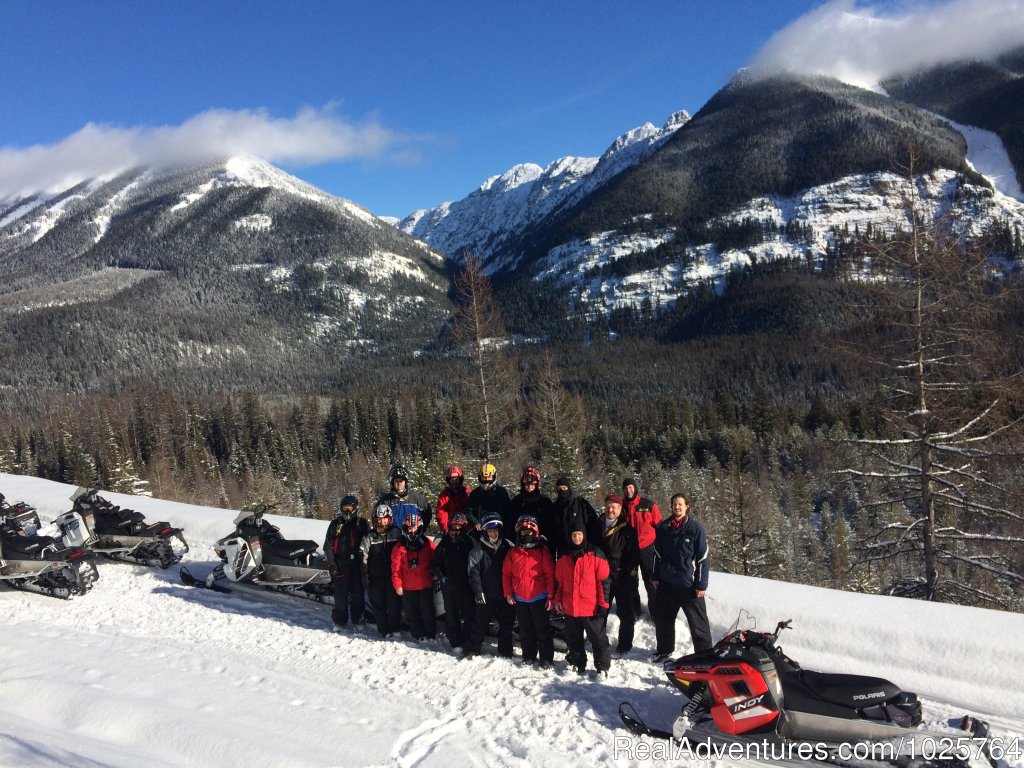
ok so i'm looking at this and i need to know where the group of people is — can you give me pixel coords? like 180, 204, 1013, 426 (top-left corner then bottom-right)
322, 463, 713, 676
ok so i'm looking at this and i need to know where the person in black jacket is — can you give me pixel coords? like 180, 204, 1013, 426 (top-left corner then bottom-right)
550, 476, 602, 558
359, 504, 402, 637
377, 464, 432, 529
324, 495, 369, 629
651, 492, 712, 661
431, 511, 477, 652
507, 466, 554, 537
600, 493, 641, 654
464, 463, 511, 529
466, 512, 515, 659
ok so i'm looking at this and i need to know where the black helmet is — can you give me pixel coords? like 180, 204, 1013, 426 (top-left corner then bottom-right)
389, 465, 410, 485
339, 495, 359, 519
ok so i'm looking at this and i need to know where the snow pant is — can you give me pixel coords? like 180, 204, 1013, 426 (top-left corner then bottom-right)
468, 596, 515, 656
330, 572, 365, 626
368, 580, 403, 637
514, 599, 553, 663
609, 578, 638, 652
441, 583, 476, 649
632, 544, 657, 616
564, 614, 611, 672
653, 583, 713, 655
402, 588, 437, 640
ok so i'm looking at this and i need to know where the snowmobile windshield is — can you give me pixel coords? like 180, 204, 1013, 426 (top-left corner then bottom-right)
723, 609, 757, 642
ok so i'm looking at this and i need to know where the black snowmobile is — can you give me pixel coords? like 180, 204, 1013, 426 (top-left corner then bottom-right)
55, 488, 188, 568
619, 612, 998, 768
0, 501, 99, 598
181, 503, 335, 601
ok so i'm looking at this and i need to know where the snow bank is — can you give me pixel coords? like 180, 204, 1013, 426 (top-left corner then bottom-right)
1, 473, 1022, 767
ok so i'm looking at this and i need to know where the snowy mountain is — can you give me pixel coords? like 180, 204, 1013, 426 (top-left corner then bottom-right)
398, 111, 690, 272
0, 158, 452, 398
401, 72, 1024, 327
2, 471, 1023, 768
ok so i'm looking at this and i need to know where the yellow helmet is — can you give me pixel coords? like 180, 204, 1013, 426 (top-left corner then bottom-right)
479, 463, 497, 483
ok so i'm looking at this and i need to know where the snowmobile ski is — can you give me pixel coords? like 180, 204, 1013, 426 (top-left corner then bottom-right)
179, 565, 233, 593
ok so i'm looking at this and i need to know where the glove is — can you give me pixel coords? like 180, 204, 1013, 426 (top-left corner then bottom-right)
475, 592, 486, 606
594, 606, 609, 619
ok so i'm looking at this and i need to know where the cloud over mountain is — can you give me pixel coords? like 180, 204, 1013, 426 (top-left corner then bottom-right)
0, 105, 420, 198
749, 0, 1024, 89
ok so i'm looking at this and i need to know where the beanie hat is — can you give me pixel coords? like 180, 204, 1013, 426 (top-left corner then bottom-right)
605, 493, 623, 505
622, 477, 638, 490
555, 476, 572, 489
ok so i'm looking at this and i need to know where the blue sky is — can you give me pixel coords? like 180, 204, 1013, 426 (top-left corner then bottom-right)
3, 1, 1022, 219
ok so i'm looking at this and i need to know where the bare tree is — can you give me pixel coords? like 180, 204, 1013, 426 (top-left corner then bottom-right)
532, 349, 587, 471
839, 150, 1024, 608
450, 256, 520, 461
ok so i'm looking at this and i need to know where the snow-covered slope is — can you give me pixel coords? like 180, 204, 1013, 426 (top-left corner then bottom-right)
398, 111, 690, 272
2, 472, 1023, 768
536, 168, 1024, 319
0, 157, 452, 394
0, 156, 382, 247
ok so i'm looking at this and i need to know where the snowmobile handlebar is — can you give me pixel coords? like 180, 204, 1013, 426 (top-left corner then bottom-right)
774, 619, 792, 639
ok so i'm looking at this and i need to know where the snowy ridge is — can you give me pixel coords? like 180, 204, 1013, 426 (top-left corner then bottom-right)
0, 156, 386, 250
539, 169, 1024, 318
398, 111, 690, 270
1, 472, 1023, 768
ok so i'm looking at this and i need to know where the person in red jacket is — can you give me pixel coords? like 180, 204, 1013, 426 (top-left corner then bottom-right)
435, 465, 469, 533
391, 513, 437, 641
622, 477, 661, 617
555, 521, 612, 677
502, 515, 555, 668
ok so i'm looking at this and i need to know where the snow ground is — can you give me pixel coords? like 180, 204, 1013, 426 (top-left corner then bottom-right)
2, 472, 1023, 768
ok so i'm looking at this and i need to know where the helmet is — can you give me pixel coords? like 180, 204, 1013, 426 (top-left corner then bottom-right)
449, 512, 469, 535
480, 513, 503, 531
520, 466, 541, 487
403, 513, 422, 539
444, 465, 464, 486
389, 465, 410, 484
514, 515, 540, 547
479, 463, 497, 485
373, 503, 393, 524
339, 495, 359, 519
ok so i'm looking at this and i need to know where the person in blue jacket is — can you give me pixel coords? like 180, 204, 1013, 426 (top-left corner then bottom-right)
650, 492, 712, 662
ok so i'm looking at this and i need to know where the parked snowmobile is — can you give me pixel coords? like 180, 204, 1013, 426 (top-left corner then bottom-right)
0, 501, 99, 598
53, 488, 188, 569
204, 503, 334, 600
619, 613, 997, 767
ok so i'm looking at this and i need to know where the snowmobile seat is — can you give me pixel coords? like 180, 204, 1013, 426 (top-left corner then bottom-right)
263, 537, 319, 563
94, 507, 147, 535
793, 670, 900, 710
0, 529, 57, 556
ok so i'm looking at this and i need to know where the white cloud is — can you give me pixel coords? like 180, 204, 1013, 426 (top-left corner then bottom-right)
0, 105, 417, 198
748, 0, 1024, 89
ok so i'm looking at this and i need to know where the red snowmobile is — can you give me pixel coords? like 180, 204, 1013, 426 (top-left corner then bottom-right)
619, 613, 998, 767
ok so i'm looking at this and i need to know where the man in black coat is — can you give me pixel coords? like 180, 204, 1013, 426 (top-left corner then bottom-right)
431, 511, 477, 652
549, 476, 602, 558
464, 462, 511, 529
466, 512, 515, 658
359, 504, 402, 637
651, 492, 712, 661
507, 466, 554, 535
324, 494, 369, 628
377, 464, 432, 529
600, 493, 640, 654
